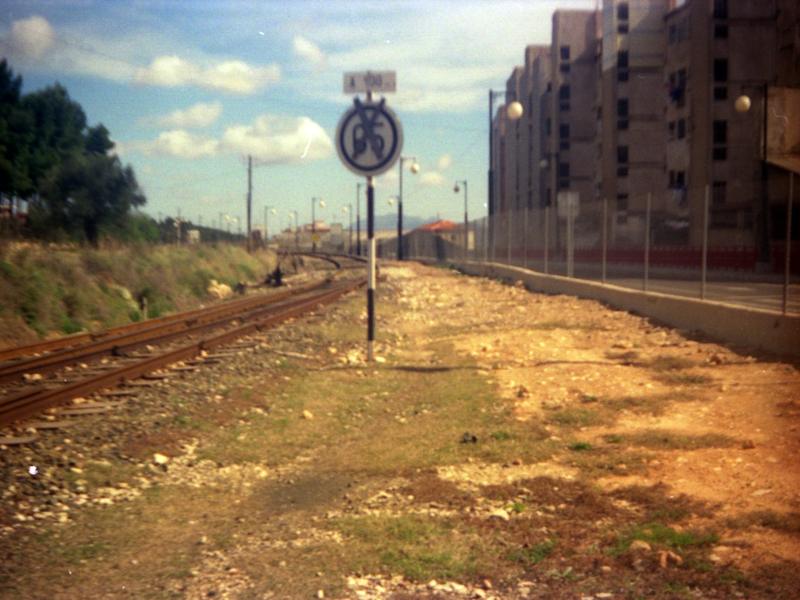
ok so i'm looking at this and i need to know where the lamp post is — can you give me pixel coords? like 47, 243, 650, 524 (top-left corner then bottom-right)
342, 205, 353, 254
488, 90, 523, 262
311, 198, 325, 252
734, 86, 770, 267
397, 156, 420, 260
454, 180, 468, 259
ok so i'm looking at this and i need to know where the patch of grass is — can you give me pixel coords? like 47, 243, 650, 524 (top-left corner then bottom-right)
545, 405, 610, 428
654, 372, 714, 385
647, 355, 698, 371
622, 430, 737, 450
508, 538, 555, 565
569, 441, 592, 451
727, 510, 800, 534
610, 522, 718, 557
333, 514, 485, 583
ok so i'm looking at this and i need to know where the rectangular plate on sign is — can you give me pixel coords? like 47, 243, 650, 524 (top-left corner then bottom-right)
343, 71, 396, 94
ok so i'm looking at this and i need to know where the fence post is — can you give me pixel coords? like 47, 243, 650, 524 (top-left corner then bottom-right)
602, 197, 608, 284
784, 172, 794, 315
544, 205, 549, 274
644, 193, 651, 291
702, 185, 709, 301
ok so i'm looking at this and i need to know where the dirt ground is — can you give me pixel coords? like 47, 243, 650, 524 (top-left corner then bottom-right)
2, 260, 799, 600
392, 264, 800, 572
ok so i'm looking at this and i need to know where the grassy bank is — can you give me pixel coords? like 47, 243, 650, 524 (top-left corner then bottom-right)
0, 241, 278, 348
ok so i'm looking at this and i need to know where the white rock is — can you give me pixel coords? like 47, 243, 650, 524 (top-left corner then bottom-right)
153, 453, 169, 465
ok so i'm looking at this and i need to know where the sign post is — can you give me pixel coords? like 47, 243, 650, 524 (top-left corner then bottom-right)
336, 71, 401, 361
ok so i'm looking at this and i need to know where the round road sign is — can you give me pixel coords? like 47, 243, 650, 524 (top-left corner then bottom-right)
336, 97, 403, 177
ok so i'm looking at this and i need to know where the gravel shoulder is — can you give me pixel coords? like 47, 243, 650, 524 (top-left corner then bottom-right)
1, 261, 799, 599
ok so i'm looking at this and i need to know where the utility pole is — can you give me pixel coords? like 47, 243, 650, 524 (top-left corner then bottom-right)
246, 155, 253, 253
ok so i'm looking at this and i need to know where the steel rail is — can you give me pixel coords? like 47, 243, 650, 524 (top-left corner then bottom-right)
0, 276, 335, 364
0, 278, 338, 384
0, 276, 365, 428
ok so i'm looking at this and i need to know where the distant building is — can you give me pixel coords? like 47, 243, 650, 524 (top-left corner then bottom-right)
492, 0, 800, 271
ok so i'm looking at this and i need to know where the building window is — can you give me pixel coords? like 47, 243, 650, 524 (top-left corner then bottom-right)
618, 70, 629, 82
559, 85, 570, 111
559, 123, 570, 139
618, 51, 629, 69
713, 147, 727, 161
560, 45, 570, 60
714, 58, 728, 82
677, 18, 689, 41
712, 181, 727, 204
559, 162, 570, 178
677, 119, 686, 139
618, 23, 629, 34
617, 194, 628, 211
617, 119, 629, 130
617, 145, 629, 164
617, 98, 628, 117
713, 120, 727, 144
560, 63, 570, 73
668, 121, 676, 139
714, 24, 728, 38
669, 24, 677, 43
714, 86, 728, 100
713, 0, 727, 20
617, 166, 629, 178
617, 2, 629, 21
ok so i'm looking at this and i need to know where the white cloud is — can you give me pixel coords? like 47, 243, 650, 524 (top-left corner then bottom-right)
134, 56, 280, 94
292, 36, 327, 70
221, 115, 333, 163
140, 130, 220, 159
437, 154, 452, 171
419, 171, 446, 187
144, 103, 223, 129
6, 15, 57, 60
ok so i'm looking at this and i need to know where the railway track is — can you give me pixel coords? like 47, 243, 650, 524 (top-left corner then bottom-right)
0, 256, 366, 431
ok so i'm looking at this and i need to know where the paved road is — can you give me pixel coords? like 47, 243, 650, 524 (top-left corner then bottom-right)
603, 278, 799, 314
490, 259, 800, 315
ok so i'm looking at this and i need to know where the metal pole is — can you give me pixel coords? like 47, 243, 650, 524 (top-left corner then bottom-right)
523, 204, 528, 270
367, 176, 376, 361
247, 155, 252, 253
602, 198, 607, 284
464, 181, 468, 260
488, 90, 495, 263
356, 183, 362, 256
701, 185, 709, 300
644, 192, 651, 291
398, 163, 404, 260
544, 205, 549, 274
784, 172, 793, 314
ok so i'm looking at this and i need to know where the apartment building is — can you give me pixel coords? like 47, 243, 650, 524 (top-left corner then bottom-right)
665, 0, 799, 258
493, 0, 798, 265
600, 0, 670, 245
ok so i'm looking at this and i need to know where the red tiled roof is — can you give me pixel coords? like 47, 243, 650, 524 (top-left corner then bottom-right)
417, 219, 458, 232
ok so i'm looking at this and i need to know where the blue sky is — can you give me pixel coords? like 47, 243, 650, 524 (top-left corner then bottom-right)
0, 0, 596, 234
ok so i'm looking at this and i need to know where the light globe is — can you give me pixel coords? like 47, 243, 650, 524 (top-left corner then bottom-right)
507, 100, 523, 120
734, 95, 752, 113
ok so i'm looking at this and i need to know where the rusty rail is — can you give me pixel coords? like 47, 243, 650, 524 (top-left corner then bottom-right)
0, 276, 365, 428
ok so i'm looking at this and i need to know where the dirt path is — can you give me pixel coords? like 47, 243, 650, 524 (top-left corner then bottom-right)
2, 261, 799, 600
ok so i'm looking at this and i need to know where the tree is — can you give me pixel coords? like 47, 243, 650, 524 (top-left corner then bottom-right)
23, 83, 88, 190
39, 152, 146, 246
0, 60, 34, 199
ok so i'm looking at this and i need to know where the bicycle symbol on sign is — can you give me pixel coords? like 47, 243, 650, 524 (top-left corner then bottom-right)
351, 97, 386, 160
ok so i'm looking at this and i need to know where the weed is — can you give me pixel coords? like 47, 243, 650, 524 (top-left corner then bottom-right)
546, 406, 610, 428
490, 431, 512, 441
569, 441, 592, 451
611, 522, 718, 556
508, 538, 554, 565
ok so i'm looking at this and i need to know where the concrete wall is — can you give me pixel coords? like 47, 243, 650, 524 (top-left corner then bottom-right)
450, 260, 800, 358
